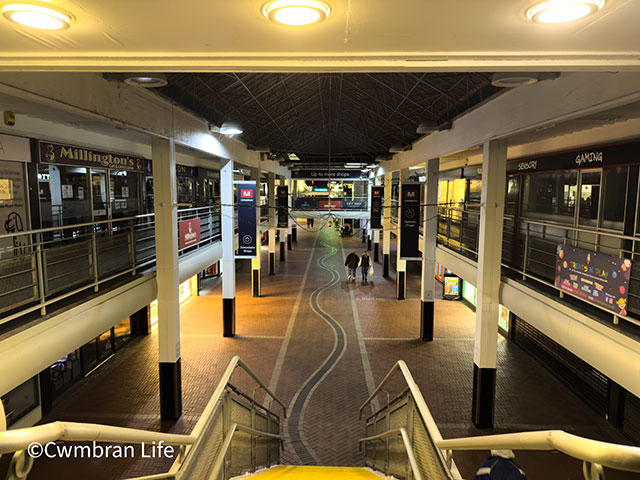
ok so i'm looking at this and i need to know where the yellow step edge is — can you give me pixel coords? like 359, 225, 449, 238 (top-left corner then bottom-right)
247, 465, 382, 479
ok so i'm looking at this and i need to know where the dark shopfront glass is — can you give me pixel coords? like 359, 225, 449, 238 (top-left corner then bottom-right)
38, 164, 90, 228
178, 177, 194, 205
110, 170, 141, 218
1, 376, 39, 427
114, 318, 133, 348
522, 171, 577, 222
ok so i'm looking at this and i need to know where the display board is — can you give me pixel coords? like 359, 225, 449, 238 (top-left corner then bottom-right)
0, 160, 28, 259
399, 183, 421, 259
277, 186, 288, 228
178, 218, 201, 249
554, 244, 631, 316
236, 181, 257, 258
370, 186, 383, 230
443, 274, 461, 300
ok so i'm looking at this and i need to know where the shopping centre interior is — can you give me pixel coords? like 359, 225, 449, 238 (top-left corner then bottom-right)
1, 1, 640, 479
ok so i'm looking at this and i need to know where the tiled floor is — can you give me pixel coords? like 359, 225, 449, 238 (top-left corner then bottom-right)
16, 226, 638, 480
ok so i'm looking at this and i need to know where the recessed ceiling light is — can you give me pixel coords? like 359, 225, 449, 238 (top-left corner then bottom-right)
262, 0, 330, 26
122, 73, 168, 88
526, 0, 605, 24
219, 121, 243, 136
491, 72, 539, 87
2, 2, 74, 30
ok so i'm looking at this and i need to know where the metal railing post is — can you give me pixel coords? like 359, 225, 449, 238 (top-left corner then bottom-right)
35, 233, 47, 316
522, 222, 529, 280
407, 395, 416, 480
129, 220, 137, 276
91, 228, 99, 292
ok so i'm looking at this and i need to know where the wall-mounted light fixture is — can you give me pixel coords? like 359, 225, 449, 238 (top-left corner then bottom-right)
2, 2, 74, 30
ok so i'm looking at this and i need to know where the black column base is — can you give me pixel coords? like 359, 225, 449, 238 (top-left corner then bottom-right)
472, 364, 496, 428
280, 241, 286, 261
367, 237, 372, 251
287, 234, 292, 251
269, 252, 276, 275
397, 270, 406, 300
420, 301, 434, 341
607, 380, 627, 428
252, 269, 261, 297
374, 242, 379, 262
383, 254, 390, 277
131, 305, 150, 336
223, 297, 236, 337
292, 227, 297, 242
160, 360, 182, 421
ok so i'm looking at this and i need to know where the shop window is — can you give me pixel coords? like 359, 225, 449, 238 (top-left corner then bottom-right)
110, 170, 141, 218
467, 179, 481, 209
1, 376, 39, 427
522, 171, 577, 221
601, 167, 627, 229
38, 164, 90, 228
505, 177, 519, 216
114, 318, 133, 349
50, 351, 82, 395
578, 170, 601, 227
81, 338, 98, 372
97, 329, 114, 363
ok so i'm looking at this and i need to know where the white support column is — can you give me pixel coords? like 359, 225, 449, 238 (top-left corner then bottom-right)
287, 178, 293, 251
472, 140, 507, 429
396, 168, 409, 300
250, 167, 261, 298
152, 136, 182, 421
267, 173, 276, 275
221, 157, 236, 337
421, 158, 439, 341
382, 172, 392, 277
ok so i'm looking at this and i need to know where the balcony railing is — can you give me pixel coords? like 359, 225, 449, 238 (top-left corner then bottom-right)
0, 206, 221, 328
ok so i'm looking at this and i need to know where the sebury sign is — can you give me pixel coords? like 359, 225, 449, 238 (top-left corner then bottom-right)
39, 141, 145, 172
507, 140, 640, 175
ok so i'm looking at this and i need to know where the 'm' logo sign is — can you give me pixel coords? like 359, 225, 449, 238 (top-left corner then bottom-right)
241, 189, 253, 199
405, 190, 417, 199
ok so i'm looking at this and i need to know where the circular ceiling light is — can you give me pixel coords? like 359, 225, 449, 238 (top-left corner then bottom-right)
491, 72, 539, 87
2, 2, 74, 29
122, 73, 168, 88
526, 0, 605, 23
219, 121, 243, 136
262, 0, 330, 26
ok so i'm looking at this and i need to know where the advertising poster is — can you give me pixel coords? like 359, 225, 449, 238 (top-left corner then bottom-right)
0, 160, 28, 259
178, 218, 201, 249
443, 275, 461, 300
277, 186, 288, 229
237, 181, 257, 258
370, 186, 383, 230
555, 244, 631, 316
400, 183, 421, 259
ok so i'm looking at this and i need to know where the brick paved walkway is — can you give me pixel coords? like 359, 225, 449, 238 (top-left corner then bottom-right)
15, 225, 638, 480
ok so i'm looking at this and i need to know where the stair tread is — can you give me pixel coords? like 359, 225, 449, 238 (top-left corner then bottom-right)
249, 466, 381, 479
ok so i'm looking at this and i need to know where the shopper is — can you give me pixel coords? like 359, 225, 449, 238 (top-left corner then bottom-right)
345, 250, 359, 282
359, 251, 371, 283
474, 450, 526, 480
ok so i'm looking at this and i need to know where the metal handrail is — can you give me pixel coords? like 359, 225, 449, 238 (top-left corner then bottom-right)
358, 428, 423, 480
437, 430, 640, 473
208, 423, 283, 480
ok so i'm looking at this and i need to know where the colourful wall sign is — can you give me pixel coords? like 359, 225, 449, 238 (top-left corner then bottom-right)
555, 244, 631, 316
178, 218, 201, 249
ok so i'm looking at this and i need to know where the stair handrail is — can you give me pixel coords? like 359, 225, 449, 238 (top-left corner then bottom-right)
361, 361, 640, 475
359, 428, 423, 480
437, 430, 640, 473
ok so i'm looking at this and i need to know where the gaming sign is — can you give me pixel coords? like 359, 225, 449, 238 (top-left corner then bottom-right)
236, 181, 257, 258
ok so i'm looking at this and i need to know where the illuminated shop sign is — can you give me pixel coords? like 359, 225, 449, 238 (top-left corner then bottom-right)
39, 141, 144, 172
291, 169, 366, 179
555, 244, 631, 316
507, 140, 640, 175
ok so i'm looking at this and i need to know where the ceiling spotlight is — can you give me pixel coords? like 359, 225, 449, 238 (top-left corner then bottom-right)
526, 0, 605, 23
262, 0, 330, 26
2, 2, 74, 30
416, 120, 439, 134
122, 73, 168, 88
219, 121, 243, 136
491, 72, 539, 87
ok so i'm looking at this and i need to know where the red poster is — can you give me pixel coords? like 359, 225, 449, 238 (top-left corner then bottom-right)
179, 218, 201, 249
318, 199, 342, 209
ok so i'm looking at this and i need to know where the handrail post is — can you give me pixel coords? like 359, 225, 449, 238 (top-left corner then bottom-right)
35, 232, 47, 316
91, 227, 99, 292
130, 220, 137, 276
522, 221, 529, 280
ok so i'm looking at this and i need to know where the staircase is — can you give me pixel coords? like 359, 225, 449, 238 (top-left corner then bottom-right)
249, 466, 381, 479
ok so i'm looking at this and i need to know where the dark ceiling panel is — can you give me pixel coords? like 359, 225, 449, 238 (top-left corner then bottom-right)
159, 72, 501, 165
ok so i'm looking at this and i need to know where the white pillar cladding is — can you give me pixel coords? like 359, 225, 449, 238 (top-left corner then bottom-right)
221, 157, 236, 337
152, 136, 182, 421
268, 172, 276, 275
421, 158, 439, 341
383, 172, 392, 277
472, 139, 508, 429
287, 178, 293, 251
250, 167, 261, 298
279, 177, 286, 262
396, 168, 410, 300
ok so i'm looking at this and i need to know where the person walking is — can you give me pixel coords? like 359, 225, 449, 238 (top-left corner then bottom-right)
474, 450, 526, 480
359, 251, 371, 283
345, 250, 359, 282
